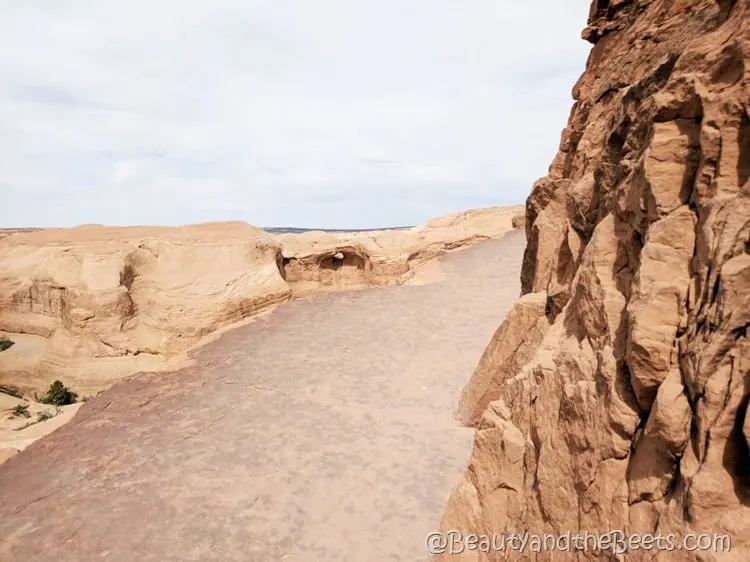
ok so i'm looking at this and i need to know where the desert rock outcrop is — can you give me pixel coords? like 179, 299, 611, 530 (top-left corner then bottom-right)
442, 1, 749, 560
0, 206, 521, 398
0, 222, 289, 396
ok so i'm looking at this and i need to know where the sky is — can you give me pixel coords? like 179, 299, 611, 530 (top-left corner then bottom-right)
0, 0, 593, 229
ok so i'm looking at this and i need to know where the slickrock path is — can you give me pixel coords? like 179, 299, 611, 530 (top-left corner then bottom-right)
0, 231, 524, 562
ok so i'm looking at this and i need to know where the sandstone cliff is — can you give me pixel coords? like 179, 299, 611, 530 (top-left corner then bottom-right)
443, 1, 749, 560
0, 206, 522, 398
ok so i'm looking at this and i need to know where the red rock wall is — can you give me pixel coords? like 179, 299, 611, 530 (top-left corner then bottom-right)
442, 1, 750, 559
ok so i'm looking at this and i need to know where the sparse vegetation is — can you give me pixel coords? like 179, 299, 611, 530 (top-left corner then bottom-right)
40, 380, 78, 406
14, 407, 58, 431
37, 410, 55, 422
0, 386, 23, 399
10, 404, 30, 418
0, 337, 14, 352
13, 406, 60, 431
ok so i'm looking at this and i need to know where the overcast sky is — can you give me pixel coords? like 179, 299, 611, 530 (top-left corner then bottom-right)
0, 1, 592, 229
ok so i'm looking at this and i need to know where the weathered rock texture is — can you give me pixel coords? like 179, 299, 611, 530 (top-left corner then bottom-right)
443, 1, 749, 560
277, 206, 520, 296
0, 206, 521, 397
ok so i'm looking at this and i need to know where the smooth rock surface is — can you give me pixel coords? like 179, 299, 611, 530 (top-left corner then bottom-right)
0, 231, 525, 562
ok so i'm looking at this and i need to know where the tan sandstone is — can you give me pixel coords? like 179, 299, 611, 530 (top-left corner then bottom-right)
441, 1, 750, 560
0, 205, 522, 455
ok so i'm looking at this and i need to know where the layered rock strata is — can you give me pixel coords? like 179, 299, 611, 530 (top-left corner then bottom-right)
0, 206, 521, 396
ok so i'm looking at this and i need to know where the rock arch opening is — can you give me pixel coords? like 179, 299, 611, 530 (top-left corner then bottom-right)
276, 248, 372, 295
318, 250, 367, 287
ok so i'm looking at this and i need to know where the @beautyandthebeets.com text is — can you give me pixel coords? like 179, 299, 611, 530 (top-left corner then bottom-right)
425, 530, 732, 556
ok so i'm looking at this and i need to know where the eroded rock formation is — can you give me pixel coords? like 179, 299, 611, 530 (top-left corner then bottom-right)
0, 206, 521, 397
443, 1, 749, 560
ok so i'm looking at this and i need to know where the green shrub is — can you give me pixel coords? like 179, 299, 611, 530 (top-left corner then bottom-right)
0, 337, 14, 352
40, 380, 78, 406
10, 404, 30, 418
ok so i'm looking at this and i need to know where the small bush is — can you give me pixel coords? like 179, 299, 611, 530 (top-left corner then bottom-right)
10, 404, 30, 418
37, 410, 54, 422
0, 337, 14, 352
40, 380, 78, 406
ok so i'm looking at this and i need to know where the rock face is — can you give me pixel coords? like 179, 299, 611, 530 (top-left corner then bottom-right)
442, 1, 749, 560
0, 206, 522, 397
0, 222, 289, 395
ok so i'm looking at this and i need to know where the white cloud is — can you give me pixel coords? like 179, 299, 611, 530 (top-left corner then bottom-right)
0, 0, 592, 229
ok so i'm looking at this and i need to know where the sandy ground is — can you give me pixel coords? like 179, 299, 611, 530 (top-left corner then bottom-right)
0, 393, 82, 454
0, 231, 524, 562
